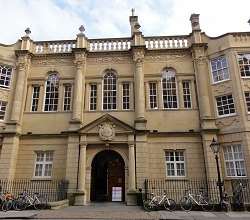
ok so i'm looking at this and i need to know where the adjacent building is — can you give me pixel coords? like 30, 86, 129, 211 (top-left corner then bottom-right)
0, 10, 250, 205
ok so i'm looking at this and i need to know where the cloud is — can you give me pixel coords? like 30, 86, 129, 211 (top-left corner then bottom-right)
0, 0, 249, 45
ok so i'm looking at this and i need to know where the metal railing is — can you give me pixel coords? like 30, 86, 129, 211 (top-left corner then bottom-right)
0, 179, 68, 202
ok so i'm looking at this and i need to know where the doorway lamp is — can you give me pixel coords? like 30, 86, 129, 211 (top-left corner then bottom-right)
210, 138, 223, 209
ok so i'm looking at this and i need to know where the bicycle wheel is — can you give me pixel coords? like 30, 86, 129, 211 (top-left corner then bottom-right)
201, 197, 214, 211
180, 197, 192, 211
163, 198, 176, 211
2, 199, 13, 212
34, 196, 47, 210
143, 199, 155, 212
15, 197, 28, 210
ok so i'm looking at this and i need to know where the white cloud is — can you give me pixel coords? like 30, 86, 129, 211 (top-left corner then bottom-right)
0, 0, 249, 45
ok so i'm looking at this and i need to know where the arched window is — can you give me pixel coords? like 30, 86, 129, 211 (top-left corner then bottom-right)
103, 72, 117, 110
44, 73, 59, 111
162, 70, 178, 108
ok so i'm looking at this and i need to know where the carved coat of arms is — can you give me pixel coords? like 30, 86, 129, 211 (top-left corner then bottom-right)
99, 123, 115, 141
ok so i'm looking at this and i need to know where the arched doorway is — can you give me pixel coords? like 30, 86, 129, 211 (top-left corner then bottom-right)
90, 150, 125, 202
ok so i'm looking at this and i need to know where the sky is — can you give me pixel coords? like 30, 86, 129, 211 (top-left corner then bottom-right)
0, 0, 250, 45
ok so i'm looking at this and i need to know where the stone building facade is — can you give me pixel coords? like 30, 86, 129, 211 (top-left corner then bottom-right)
0, 10, 250, 205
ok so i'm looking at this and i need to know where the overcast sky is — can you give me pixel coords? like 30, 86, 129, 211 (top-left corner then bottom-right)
0, 0, 250, 45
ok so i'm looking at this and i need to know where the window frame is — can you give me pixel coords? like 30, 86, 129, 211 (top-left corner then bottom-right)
210, 56, 230, 83
90, 84, 97, 111
63, 84, 72, 111
0, 65, 12, 89
33, 152, 53, 178
149, 82, 157, 109
43, 73, 59, 112
238, 53, 250, 78
215, 94, 236, 117
165, 150, 186, 177
102, 72, 117, 110
122, 83, 130, 110
31, 86, 40, 112
182, 81, 192, 108
0, 101, 7, 121
223, 145, 246, 177
162, 70, 178, 109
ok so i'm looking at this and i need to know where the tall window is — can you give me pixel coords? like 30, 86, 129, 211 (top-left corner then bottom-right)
44, 73, 59, 111
0, 65, 12, 89
216, 94, 235, 116
149, 82, 157, 109
245, 92, 250, 112
63, 85, 72, 111
238, 54, 250, 77
90, 84, 97, 110
31, 86, 40, 112
223, 145, 246, 177
165, 151, 185, 177
122, 83, 130, 110
162, 70, 178, 108
211, 56, 230, 83
34, 152, 53, 178
0, 101, 7, 121
103, 72, 117, 110
182, 81, 192, 108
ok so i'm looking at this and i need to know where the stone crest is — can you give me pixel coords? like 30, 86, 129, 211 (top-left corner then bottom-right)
99, 123, 115, 141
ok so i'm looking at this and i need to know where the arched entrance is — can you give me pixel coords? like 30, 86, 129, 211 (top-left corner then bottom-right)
90, 150, 125, 202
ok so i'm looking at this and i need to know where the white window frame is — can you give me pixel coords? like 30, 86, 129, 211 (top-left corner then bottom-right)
244, 92, 250, 112
122, 83, 130, 110
211, 56, 230, 83
238, 54, 250, 78
165, 151, 186, 177
162, 70, 178, 109
223, 145, 246, 177
44, 73, 59, 112
102, 72, 117, 110
0, 65, 12, 89
63, 84, 72, 111
149, 82, 157, 109
90, 84, 97, 110
182, 81, 192, 108
216, 94, 236, 117
31, 86, 40, 112
0, 101, 7, 121
34, 152, 53, 178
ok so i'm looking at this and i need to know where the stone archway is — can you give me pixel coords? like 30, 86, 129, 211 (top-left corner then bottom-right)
90, 150, 125, 202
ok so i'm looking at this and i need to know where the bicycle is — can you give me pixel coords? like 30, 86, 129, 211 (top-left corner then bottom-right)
143, 190, 176, 211
179, 188, 214, 211
2, 192, 17, 212
15, 189, 47, 210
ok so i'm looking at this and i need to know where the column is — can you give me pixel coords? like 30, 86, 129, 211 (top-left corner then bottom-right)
145, 81, 150, 109
97, 81, 102, 110
74, 142, 87, 205
57, 83, 64, 111
157, 80, 163, 109
133, 48, 147, 129
190, 79, 197, 108
178, 79, 184, 109
130, 81, 134, 109
128, 143, 136, 190
10, 53, 30, 122
118, 81, 122, 110
72, 53, 85, 120
84, 83, 90, 110
25, 84, 33, 112
36, 84, 44, 112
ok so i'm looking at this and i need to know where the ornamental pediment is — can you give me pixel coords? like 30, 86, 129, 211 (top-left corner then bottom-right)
77, 114, 136, 139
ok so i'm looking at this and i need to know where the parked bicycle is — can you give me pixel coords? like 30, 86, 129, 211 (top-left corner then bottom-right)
143, 190, 176, 211
1, 192, 17, 212
179, 188, 214, 211
15, 189, 47, 210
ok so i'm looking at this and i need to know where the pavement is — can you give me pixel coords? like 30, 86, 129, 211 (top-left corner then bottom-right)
1, 202, 250, 220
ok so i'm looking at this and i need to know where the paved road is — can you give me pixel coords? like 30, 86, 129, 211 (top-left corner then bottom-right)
1, 202, 250, 219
